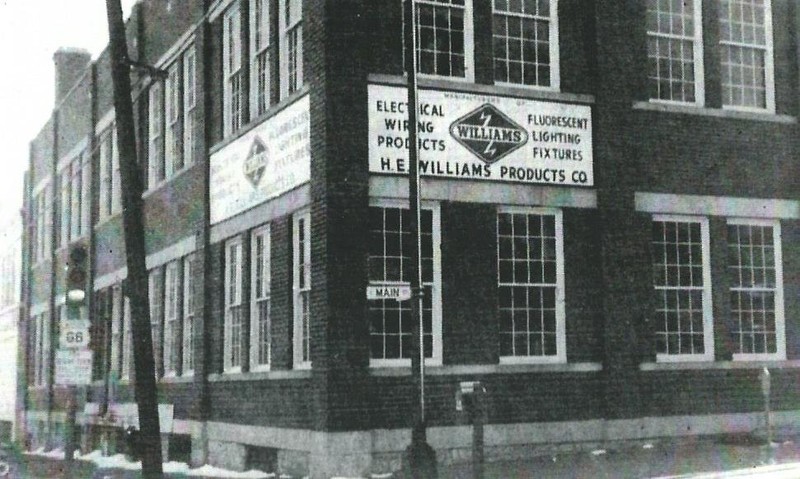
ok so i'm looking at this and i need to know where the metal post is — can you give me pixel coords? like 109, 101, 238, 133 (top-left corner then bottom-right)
403, 0, 436, 477
63, 386, 77, 478
760, 367, 772, 445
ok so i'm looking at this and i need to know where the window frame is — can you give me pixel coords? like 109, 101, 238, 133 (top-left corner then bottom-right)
148, 268, 164, 377
727, 217, 785, 361
223, 3, 245, 136
183, 46, 197, 166
718, 0, 775, 113
368, 198, 443, 368
251, 0, 273, 118
148, 82, 166, 189
250, 224, 272, 371
492, 0, 560, 90
645, 0, 705, 106
404, 0, 475, 82
224, 236, 245, 373
651, 214, 714, 363
59, 167, 71, 248
164, 62, 183, 176
279, 0, 304, 99
121, 295, 132, 381
163, 260, 181, 377
110, 285, 123, 376
496, 206, 566, 365
292, 209, 312, 369
182, 254, 195, 376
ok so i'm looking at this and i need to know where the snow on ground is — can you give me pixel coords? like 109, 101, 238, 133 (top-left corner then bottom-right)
186, 464, 274, 478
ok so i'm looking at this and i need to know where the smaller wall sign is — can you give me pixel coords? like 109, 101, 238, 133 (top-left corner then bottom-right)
55, 349, 93, 385
367, 283, 412, 301
210, 95, 311, 224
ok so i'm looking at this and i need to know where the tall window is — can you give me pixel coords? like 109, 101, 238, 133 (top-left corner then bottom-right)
163, 261, 180, 376
99, 127, 114, 219
59, 169, 70, 247
367, 202, 441, 365
497, 208, 565, 363
182, 254, 195, 375
149, 268, 164, 376
251, 0, 273, 117
280, 0, 304, 98
34, 186, 52, 262
493, 0, 558, 88
406, 0, 473, 79
183, 47, 197, 164
69, 157, 84, 240
148, 82, 165, 187
719, 0, 774, 111
225, 238, 244, 372
293, 211, 311, 368
251, 225, 271, 370
111, 128, 121, 215
727, 219, 784, 359
109, 285, 123, 375
646, 0, 704, 104
121, 296, 132, 380
224, 4, 244, 136
651, 216, 713, 361
165, 63, 182, 175
31, 313, 48, 387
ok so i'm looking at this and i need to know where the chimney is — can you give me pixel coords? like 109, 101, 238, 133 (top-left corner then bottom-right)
53, 48, 91, 105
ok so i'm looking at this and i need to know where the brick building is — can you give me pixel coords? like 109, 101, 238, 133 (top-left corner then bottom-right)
0, 215, 21, 442
19, 0, 800, 477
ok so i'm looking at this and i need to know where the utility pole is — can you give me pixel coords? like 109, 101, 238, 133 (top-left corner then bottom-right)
104, 1, 163, 477
403, 0, 436, 477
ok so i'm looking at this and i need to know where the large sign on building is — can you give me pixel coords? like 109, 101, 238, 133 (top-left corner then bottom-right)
210, 95, 311, 224
368, 84, 593, 186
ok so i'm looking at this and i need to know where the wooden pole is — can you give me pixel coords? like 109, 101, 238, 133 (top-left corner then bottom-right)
104, 1, 163, 477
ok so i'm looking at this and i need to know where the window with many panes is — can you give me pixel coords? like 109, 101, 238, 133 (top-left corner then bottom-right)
225, 238, 244, 372
149, 268, 164, 376
719, 0, 774, 111
367, 201, 441, 365
110, 285, 123, 375
497, 208, 565, 363
163, 261, 180, 376
34, 185, 52, 262
121, 296, 132, 380
224, 4, 245, 136
59, 168, 70, 247
646, 0, 704, 104
31, 312, 48, 386
183, 47, 197, 164
165, 63, 182, 176
251, 0, 273, 118
182, 254, 195, 375
280, 0, 304, 98
148, 82, 165, 187
493, 0, 559, 88
727, 219, 784, 359
406, 0, 474, 79
70, 155, 86, 240
651, 216, 713, 361
251, 225, 271, 370
98, 127, 115, 219
293, 210, 311, 368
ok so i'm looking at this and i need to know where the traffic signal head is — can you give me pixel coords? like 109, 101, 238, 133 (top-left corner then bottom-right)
66, 245, 87, 306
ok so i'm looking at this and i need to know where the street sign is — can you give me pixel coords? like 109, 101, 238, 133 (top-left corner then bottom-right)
59, 320, 90, 349
367, 283, 412, 301
54, 349, 93, 385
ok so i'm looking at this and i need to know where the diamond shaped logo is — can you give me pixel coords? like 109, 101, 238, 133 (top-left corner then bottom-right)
449, 104, 529, 164
244, 136, 268, 187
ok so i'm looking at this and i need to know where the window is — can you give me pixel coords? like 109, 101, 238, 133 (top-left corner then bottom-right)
59, 168, 70, 247
405, 0, 473, 79
719, 0, 774, 111
727, 219, 784, 359
165, 63, 182, 176
69, 156, 84, 240
99, 128, 114, 219
280, 0, 304, 98
111, 130, 121, 215
251, 0, 273, 118
31, 313, 48, 387
651, 216, 713, 361
367, 202, 441, 365
182, 254, 195, 375
183, 47, 197, 164
34, 185, 52, 262
163, 261, 180, 376
497, 208, 565, 363
293, 210, 311, 368
121, 296, 132, 380
109, 285, 123, 376
149, 268, 164, 376
250, 225, 271, 370
493, 0, 558, 88
646, 0, 704, 104
224, 4, 245, 136
225, 238, 244, 372
148, 83, 165, 187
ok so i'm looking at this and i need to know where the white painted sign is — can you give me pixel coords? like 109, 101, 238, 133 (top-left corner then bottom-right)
367, 283, 412, 301
59, 319, 90, 349
210, 95, 311, 224
368, 84, 593, 186
55, 349, 93, 385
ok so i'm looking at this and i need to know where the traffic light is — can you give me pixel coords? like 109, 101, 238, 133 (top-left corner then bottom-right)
66, 245, 87, 319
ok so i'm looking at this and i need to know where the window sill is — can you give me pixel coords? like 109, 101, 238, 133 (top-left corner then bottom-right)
368, 73, 594, 105
143, 163, 196, 199
632, 101, 796, 124
640, 359, 800, 371
159, 374, 194, 384
369, 362, 602, 377
208, 370, 312, 382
